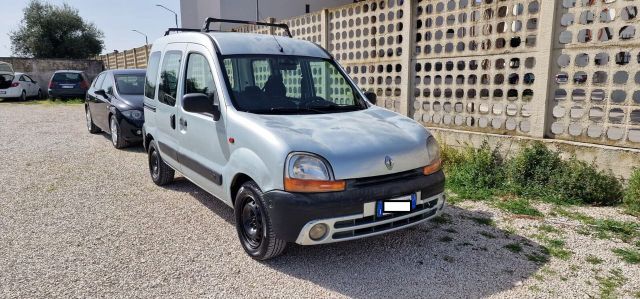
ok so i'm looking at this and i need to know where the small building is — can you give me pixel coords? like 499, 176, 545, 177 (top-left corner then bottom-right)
180, 0, 354, 30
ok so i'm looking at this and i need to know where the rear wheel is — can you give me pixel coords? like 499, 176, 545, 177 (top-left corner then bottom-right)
37, 90, 42, 100
85, 107, 101, 134
148, 140, 174, 186
234, 181, 287, 260
110, 115, 128, 149
20, 91, 26, 102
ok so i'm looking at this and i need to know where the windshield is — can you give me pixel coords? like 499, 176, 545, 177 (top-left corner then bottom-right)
115, 74, 145, 95
221, 55, 367, 114
52, 73, 82, 84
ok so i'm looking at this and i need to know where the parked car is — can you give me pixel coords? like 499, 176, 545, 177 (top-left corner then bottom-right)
85, 69, 146, 148
0, 72, 43, 101
48, 70, 89, 99
143, 20, 445, 260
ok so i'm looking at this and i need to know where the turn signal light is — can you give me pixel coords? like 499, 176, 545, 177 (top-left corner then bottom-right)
423, 159, 442, 176
284, 177, 346, 193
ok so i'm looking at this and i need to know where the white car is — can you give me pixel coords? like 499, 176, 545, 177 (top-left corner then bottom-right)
0, 70, 43, 101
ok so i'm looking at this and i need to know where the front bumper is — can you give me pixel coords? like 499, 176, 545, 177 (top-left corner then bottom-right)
117, 116, 144, 142
263, 169, 445, 245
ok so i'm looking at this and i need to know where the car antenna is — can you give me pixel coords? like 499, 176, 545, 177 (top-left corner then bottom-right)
271, 35, 284, 53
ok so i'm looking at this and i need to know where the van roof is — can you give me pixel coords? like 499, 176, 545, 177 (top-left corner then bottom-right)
157, 31, 331, 59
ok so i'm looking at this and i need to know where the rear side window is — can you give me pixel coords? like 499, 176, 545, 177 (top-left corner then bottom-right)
158, 51, 182, 106
145, 52, 161, 100
52, 73, 82, 83
93, 73, 106, 88
102, 75, 114, 94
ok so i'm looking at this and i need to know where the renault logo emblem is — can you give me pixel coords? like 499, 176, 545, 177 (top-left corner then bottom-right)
384, 155, 394, 170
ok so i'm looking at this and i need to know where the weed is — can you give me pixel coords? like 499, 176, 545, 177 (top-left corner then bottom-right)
439, 236, 454, 242
494, 198, 543, 217
526, 253, 549, 264
624, 168, 640, 217
504, 243, 523, 253
585, 255, 604, 265
430, 214, 452, 225
479, 231, 496, 239
24, 98, 84, 105
470, 216, 494, 226
535, 235, 573, 260
446, 141, 505, 200
552, 208, 639, 243
551, 158, 623, 206
612, 247, 640, 264
596, 268, 627, 299
538, 224, 562, 234
506, 141, 563, 197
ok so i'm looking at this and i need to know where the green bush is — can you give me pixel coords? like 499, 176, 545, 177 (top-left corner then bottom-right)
440, 142, 466, 170
506, 141, 563, 197
446, 141, 505, 200
551, 158, 623, 206
623, 168, 640, 217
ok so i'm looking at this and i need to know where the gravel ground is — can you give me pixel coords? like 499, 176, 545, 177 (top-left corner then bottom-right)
0, 103, 638, 298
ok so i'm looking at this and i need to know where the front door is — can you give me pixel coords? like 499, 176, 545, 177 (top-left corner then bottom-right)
176, 44, 229, 199
155, 43, 187, 171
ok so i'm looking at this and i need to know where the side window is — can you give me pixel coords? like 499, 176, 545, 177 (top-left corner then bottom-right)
158, 51, 182, 106
24, 75, 34, 82
102, 75, 114, 94
145, 52, 161, 100
185, 53, 217, 103
93, 73, 106, 88
19, 75, 26, 82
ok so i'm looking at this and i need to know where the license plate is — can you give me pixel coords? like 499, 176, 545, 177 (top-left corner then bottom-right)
376, 193, 417, 217
61, 85, 74, 89
0, 91, 5, 94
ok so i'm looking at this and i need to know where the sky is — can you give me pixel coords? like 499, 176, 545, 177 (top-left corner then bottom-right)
0, 0, 181, 57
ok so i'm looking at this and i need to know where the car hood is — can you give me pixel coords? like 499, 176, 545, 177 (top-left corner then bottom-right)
238, 107, 431, 179
117, 94, 144, 109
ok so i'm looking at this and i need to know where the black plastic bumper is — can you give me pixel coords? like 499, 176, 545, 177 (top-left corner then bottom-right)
117, 116, 144, 142
263, 169, 445, 242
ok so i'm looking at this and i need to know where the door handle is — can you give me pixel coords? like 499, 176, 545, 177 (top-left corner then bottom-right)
170, 114, 176, 129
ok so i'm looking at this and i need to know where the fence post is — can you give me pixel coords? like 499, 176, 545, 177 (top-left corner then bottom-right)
133, 48, 138, 69
397, 0, 416, 117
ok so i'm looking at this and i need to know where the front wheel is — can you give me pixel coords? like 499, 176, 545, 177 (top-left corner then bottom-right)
234, 181, 287, 260
110, 115, 128, 149
86, 107, 101, 134
20, 91, 26, 102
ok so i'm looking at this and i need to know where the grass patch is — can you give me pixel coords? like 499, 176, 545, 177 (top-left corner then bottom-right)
504, 243, 523, 253
612, 247, 640, 264
624, 168, 640, 217
441, 141, 626, 207
538, 224, 562, 234
494, 197, 543, 217
585, 255, 604, 265
23, 98, 84, 105
553, 207, 639, 243
533, 234, 573, 260
596, 268, 627, 299
526, 252, 549, 264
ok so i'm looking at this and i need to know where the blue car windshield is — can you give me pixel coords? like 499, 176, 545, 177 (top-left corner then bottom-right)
221, 55, 367, 114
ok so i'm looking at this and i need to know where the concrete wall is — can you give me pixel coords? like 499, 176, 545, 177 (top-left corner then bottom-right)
180, 0, 353, 30
0, 57, 104, 93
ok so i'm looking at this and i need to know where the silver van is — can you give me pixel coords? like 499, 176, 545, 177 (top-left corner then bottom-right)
143, 19, 445, 260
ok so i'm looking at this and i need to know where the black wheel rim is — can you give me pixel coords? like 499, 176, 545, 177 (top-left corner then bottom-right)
240, 196, 264, 249
150, 150, 160, 180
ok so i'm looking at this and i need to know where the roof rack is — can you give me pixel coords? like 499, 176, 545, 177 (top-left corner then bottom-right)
202, 17, 292, 38
164, 28, 202, 36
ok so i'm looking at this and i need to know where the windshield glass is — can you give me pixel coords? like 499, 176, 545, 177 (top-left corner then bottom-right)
115, 74, 145, 95
221, 55, 367, 114
52, 73, 82, 83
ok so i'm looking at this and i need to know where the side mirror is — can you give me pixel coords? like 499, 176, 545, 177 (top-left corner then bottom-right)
364, 91, 377, 105
183, 93, 221, 121
95, 89, 107, 97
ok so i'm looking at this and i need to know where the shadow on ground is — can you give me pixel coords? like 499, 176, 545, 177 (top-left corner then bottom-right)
167, 177, 547, 298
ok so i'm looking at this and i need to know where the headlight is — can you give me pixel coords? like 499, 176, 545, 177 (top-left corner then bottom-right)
284, 153, 345, 192
121, 110, 143, 120
423, 136, 442, 176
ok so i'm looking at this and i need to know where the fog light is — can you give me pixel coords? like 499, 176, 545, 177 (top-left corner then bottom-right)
309, 223, 328, 241
136, 130, 142, 135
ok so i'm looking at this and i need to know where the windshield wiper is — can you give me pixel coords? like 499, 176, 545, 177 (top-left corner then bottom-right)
266, 107, 325, 114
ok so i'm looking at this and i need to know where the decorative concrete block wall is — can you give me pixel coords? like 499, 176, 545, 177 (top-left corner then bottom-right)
234, 0, 640, 151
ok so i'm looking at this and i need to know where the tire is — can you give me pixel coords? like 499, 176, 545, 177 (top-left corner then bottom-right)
37, 90, 42, 100
85, 107, 101, 134
148, 140, 174, 186
20, 91, 26, 102
234, 181, 287, 260
110, 115, 128, 149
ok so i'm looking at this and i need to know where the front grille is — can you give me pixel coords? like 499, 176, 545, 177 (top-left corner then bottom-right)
349, 168, 422, 188
331, 198, 439, 239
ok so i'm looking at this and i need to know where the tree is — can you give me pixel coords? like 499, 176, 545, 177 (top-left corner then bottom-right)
10, 0, 104, 59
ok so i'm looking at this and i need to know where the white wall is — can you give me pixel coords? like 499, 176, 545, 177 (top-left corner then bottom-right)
181, 0, 352, 30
